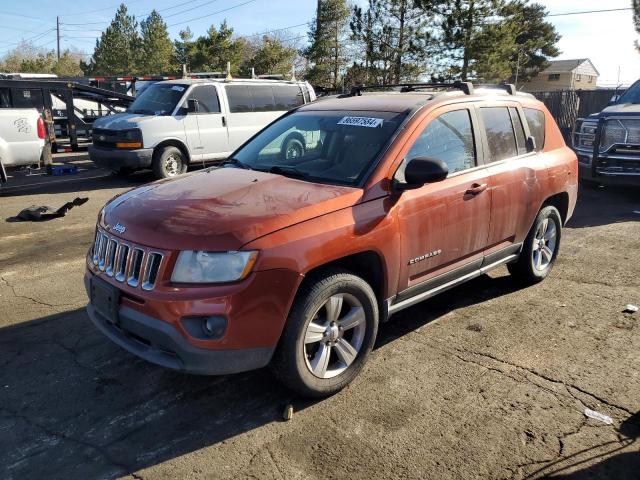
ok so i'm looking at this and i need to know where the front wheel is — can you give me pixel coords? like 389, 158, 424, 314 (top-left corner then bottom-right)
508, 205, 562, 283
271, 268, 379, 397
152, 146, 187, 179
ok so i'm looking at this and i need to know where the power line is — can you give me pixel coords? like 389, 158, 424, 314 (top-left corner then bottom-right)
168, 0, 258, 27
59, 0, 146, 18
548, 7, 632, 17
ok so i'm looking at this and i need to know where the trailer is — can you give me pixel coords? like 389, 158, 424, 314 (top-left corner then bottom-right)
0, 78, 135, 152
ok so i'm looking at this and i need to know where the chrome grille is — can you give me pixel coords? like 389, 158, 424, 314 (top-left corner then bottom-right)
601, 118, 640, 152
91, 230, 163, 290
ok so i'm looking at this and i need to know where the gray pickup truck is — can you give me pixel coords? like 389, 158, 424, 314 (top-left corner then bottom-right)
573, 81, 640, 186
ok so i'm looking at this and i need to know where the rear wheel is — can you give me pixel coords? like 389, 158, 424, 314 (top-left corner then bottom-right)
508, 205, 562, 284
152, 146, 187, 179
271, 268, 378, 397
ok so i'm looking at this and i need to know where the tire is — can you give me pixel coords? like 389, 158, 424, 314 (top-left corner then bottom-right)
281, 134, 305, 161
271, 268, 379, 397
152, 146, 187, 179
508, 205, 562, 284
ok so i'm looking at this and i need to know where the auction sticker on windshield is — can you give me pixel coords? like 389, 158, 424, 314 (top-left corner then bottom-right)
337, 116, 384, 128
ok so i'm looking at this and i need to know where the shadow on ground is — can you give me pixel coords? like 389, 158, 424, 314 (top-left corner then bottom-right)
0, 273, 526, 479
568, 185, 640, 229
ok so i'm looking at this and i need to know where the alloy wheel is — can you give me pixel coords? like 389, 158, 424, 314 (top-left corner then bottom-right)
303, 293, 366, 379
532, 217, 557, 271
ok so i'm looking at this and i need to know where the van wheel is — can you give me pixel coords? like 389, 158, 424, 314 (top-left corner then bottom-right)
282, 134, 305, 161
508, 205, 562, 284
271, 268, 378, 397
152, 146, 187, 179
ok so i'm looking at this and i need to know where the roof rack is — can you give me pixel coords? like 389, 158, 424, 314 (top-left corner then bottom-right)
475, 83, 517, 95
349, 81, 474, 96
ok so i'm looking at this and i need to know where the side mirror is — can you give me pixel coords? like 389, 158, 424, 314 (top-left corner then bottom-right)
187, 98, 199, 113
526, 135, 537, 153
608, 94, 620, 106
395, 157, 449, 191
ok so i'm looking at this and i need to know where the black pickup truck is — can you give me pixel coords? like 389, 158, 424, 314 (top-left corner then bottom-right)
573, 80, 640, 186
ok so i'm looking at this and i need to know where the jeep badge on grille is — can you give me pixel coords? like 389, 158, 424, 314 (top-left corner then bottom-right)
112, 223, 126, 234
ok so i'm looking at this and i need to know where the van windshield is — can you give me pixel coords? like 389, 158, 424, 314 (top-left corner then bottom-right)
127, 83, 187, 115
230, 110, 407, 186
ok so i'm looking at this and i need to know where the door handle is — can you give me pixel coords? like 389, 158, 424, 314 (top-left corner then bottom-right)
221, 116, 226, 127
465, 183, 488, 196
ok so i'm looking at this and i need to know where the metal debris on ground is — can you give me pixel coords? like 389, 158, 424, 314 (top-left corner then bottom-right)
584, 408, 614, 425
624, 304, 638, 313
6, 197, 89, 222
283, 404, 294, 421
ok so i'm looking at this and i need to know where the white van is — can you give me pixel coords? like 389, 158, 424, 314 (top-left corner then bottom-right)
89, 78, 316, 178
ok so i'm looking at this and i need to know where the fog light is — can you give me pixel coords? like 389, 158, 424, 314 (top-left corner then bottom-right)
181, 315, 227, 340
202, 316, 226, 338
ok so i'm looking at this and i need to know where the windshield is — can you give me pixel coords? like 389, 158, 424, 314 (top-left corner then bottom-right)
231, 110, 407, 186
127, 83, 187, 115
616, 80, 640, 104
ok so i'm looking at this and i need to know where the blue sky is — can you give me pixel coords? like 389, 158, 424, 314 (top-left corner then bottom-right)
0, 0, 638, 86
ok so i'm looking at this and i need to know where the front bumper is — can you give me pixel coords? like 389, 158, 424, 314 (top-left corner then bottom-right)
577, 152, 640, 186
89, 145, 154, 170
84, 267, 303, 375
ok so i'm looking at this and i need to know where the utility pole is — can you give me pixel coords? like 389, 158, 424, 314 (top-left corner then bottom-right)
56, 16, 60, 61
514, 50, 521, 89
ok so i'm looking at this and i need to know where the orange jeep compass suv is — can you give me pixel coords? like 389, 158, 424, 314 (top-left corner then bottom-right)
86, 82, 578, 397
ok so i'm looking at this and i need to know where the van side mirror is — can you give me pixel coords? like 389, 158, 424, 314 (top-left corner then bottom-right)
187, 98, 199, 113
395, 157, 449, 191
526, 136, 537, 153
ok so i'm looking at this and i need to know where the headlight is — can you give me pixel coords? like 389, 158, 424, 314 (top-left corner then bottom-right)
116, 129, 143, 149
171, 250, 259, 284
573, 120, 598, 150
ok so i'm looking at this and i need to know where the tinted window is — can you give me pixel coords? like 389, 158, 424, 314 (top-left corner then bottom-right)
12, 88, 44, 111
250, 86, 275, 112
226, 85, 252, 113
509, 107, 527, 155
480, 107, 518, 161
189, 85, 220, 113
0, 88, 11, 108
273, 85, 304, 110
523, 108, 545, 151
407, 109, 476, 174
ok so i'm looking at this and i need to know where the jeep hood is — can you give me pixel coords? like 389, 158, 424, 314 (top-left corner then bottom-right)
94, 112, 160, 129
101, 168, 362, 251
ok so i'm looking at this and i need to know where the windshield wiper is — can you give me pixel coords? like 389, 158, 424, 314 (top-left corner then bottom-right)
220, 157, 253, 170
267, 165, 310, 179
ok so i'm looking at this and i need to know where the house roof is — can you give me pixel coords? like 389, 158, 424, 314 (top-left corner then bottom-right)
542, 59, 600, 76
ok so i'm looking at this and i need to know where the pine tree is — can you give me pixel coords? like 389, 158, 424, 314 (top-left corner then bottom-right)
140, 10, 174, 74
191, 21, 245, 73
352, 0, 436, 84
86, 4, 141, 75
174, 28, 195, 73
305, 0, 350, 90
632, 0, 640, 51
241, 36, 297, 77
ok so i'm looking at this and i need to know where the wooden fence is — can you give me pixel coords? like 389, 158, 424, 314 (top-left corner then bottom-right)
531, 89, 620, 141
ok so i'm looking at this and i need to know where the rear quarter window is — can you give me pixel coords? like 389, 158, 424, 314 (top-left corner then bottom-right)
273, 85, 304, 110
523, 108, 546, 151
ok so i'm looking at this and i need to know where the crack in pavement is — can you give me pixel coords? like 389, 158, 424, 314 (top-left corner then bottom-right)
1, 407, 140, 478
0, 275, 79, 309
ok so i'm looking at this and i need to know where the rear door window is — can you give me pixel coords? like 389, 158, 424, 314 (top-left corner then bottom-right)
12, 88, 44, 111
523, 108, 546, 151
273, 85, 304, 110
189, 85, 220, 113
509, 107, 528, 155
407, 109, 476, 174
250, 86, 276, 112
226, 85, 253, 113
480, 107, 518, 161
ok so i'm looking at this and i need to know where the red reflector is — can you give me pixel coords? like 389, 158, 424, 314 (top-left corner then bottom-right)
37, 116, 45, 139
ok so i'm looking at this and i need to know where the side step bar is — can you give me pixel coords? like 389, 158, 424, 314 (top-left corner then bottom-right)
387, 254, 519, 316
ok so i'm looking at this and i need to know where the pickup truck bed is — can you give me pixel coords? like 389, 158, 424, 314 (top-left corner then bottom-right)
0, 108, 44, 168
